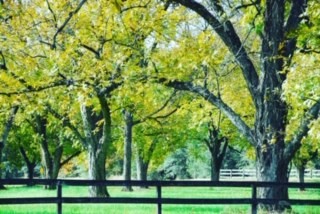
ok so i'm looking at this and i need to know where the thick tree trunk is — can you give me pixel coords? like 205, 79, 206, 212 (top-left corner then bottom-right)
210, 159, 220, 182
80, 96, 111, 197
256, 143, 290, 212
27, 163, 35, 181
297, 166, 305, 191
122, 110, 133, 191
88, 149, 109, 197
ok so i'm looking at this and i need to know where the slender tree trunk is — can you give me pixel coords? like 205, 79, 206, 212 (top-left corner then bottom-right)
0, 145, 5, 189
136, 153, 149, 188
205, 123, 228, 182
297, 166, 305, 191
35, 115, 55, 189
51, 145, 63, 181
19, 146, 36, 183
122, 110, 133, 191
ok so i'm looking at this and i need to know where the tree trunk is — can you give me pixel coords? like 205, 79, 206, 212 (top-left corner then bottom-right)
0, 145, 5, 189
122, 110, 133, 192
19, 146, 36, 183
135, 139, 157, 188
27, 163, 35, 181
256, 144, 290, 212
88, 149, 109, 197
34, 115, 56, 189
80, 96, 111, 197
205, 123, 228, 182
297, 166, 305, 191
136, 153, 149, 188
210, 158, 220, 182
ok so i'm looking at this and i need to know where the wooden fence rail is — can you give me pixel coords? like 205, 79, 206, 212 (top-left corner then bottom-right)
0, 179, 320, 214
220, 169, 320, 179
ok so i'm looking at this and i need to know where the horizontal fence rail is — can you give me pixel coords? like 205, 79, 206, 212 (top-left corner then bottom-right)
0, 179, 320, 214
220, 169, 320, 179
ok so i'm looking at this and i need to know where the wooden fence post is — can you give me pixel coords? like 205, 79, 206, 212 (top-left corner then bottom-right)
57, 181, 62, 214
157, 185, 162, 214
251, 184, 257, 214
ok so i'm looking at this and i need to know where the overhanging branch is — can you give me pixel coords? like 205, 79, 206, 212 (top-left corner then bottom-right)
0, 79, 71, 96
171, 0, 259, 104
284, 100, 320, 162
160, 78, 256, 146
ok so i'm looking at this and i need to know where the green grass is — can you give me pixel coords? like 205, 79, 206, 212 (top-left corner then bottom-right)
0, 185, 319, 213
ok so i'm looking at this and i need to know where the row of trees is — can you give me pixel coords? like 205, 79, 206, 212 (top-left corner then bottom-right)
0, 0, 319, 212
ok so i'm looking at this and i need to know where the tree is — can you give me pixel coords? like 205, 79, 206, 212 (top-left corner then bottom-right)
0, 105, 18, 188
114, 84, 179, 189
7, 123, 40, 182
154, 0, 320, 211
293, 139, 318, 191
29, 113, 81, 189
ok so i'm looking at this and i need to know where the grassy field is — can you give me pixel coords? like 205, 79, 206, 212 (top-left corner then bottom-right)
0, 185, 319, 213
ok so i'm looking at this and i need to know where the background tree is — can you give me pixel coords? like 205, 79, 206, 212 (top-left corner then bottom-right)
7, 123, 40, 181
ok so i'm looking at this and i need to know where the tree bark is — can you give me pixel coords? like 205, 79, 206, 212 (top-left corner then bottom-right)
34, 115, 55, 189
136, 152, 149, 188
135, 139, 157, 188
80, 95, 111, 197
122, 110, 133, 191
204, 122, 228, 182
88, 149, 109, 197
256, 145, 290, 211
297, 166, 305, 191
19, 146, 36, 182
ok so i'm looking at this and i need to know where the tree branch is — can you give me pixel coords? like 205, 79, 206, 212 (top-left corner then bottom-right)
80, 44, 100, 59
284, 100, 320, 163
234, 0, 260, 11
46, 104, 86, 146
134, 91, 177, 125
285, 0, 308, 33
45, 0, 57, 28
0, 51, 7, 70
161, 78, 256, 145
51, 0, 88, 49
150, 108, 178, 120
19, 146, 35, 167
0, 105, 19, 148
60, 150, 82, 168
0, 79, 71, 96
172, 0, 259, 104
121, 0, 151, 13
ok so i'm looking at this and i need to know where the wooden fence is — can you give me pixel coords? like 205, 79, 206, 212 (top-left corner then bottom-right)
220, 169, 320, 179
0, 179, 320, 214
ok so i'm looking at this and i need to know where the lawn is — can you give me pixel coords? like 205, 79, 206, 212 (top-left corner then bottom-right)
0, 185, 319, 213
